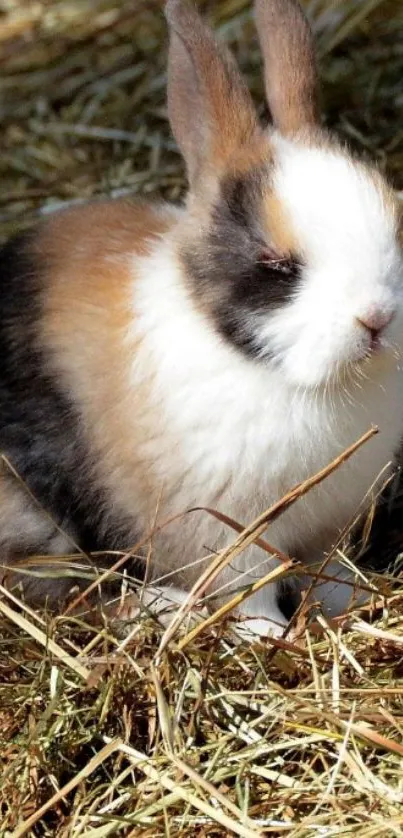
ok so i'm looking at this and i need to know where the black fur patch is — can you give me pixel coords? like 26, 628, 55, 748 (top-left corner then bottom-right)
183, 170, 302, 358
0, 231, 136, 558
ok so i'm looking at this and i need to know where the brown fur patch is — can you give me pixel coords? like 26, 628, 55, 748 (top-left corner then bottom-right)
36, 198, 180, 536
263, 192, 299, 256
223, 135, 273, 178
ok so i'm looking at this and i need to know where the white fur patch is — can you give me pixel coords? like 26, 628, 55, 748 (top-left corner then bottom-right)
261, 135, 403, 388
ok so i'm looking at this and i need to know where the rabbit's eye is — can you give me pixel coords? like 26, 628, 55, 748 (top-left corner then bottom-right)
258, 249, 301, 278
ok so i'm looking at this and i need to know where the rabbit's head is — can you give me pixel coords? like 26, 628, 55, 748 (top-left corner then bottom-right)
165, 0, 403, 389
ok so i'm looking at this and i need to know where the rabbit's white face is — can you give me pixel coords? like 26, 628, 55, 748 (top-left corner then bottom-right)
256, 136, 403, 388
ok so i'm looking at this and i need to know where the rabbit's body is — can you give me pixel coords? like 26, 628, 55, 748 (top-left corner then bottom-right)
1, 0, 402, 632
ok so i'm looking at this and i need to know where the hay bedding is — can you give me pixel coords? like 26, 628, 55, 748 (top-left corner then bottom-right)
0, 1, 403, 836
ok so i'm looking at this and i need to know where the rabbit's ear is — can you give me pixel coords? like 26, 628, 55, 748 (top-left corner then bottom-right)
255, 0, 319, 135
165, 0, 259, 189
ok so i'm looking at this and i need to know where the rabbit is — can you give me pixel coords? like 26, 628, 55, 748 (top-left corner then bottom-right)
0, 0, 402, 638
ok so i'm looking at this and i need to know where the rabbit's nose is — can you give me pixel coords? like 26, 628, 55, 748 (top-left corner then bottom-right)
355, 310, 395, 347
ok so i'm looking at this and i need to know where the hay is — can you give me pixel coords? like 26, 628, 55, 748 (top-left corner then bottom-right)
1, 1, 403, 836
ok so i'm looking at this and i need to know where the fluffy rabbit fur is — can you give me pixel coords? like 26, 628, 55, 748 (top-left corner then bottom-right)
0, 0, 402, 636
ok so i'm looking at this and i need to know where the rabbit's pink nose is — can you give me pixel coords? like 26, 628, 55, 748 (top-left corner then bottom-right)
355, 310, 394, 347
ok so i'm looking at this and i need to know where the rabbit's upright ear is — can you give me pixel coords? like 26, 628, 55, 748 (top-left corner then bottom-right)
165, 0, 259, 189
255, 0, 319, 135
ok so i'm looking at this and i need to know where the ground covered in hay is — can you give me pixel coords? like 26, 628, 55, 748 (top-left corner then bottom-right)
1, 1, 403, 836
